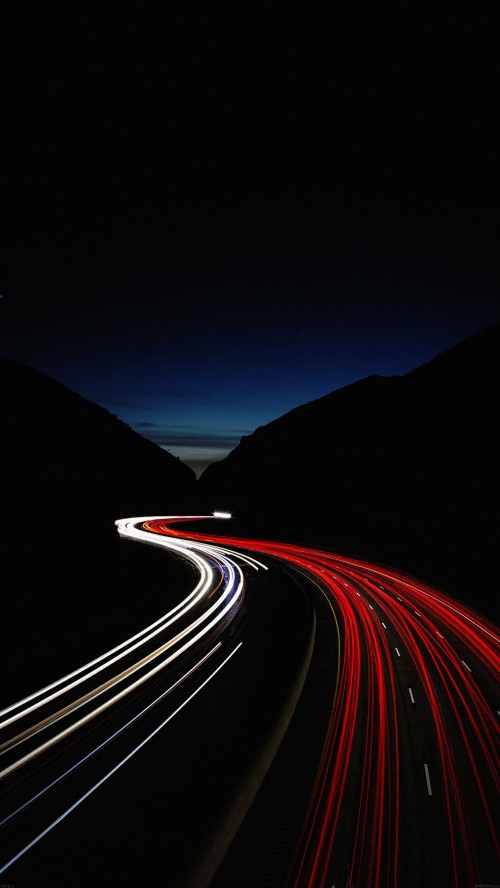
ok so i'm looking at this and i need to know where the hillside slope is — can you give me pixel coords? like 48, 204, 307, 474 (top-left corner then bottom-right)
198, 324, 499, 616
1, 357, 197, 701
1, 356, 196, 520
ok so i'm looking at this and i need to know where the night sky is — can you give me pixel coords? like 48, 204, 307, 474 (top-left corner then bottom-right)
1, 5, 498, 475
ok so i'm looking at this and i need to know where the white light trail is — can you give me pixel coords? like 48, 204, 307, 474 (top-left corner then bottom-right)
0, 517, 248, 783
0, 644, 222, 828
0, 536, 214, 722
0, 643, 243, 875
0, 516, 257, 876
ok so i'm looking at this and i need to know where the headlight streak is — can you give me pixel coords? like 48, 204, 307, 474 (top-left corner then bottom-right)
0, 516, 251, 876
1, 527, 244, 741
0, 643, 222, 829
145, 518, 499, 888
0, 642, 243, 876
0, 575, 242, 779
0, 537, 214, 723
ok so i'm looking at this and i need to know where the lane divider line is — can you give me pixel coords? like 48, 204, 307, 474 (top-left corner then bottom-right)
424, 763, 433, 796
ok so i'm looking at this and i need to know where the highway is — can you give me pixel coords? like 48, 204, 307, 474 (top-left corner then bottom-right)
1, 515, 498, 887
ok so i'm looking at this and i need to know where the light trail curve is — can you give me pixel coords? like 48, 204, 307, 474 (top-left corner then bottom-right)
0, 516, 257, 877
146, 515, 499, 888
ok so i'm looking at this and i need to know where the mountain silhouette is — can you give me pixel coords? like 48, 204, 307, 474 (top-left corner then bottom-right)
198, 324, 499, 618
0, 357, 197, 702
1, 356, 196, 521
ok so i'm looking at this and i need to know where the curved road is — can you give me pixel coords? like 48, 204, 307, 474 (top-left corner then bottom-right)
1, 515, 498, 887
0, 517, 262, 880
150, 516, 499, 888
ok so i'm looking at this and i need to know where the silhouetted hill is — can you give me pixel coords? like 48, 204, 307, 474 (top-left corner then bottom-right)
198, 325, 499, 618
1, 356, 196, 521
1, 357, 197, 702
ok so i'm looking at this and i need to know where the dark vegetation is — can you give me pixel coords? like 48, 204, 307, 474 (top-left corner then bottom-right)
199, 324, 500, 621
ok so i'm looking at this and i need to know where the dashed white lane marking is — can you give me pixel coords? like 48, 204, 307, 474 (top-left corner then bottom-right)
424, 763, 433, 795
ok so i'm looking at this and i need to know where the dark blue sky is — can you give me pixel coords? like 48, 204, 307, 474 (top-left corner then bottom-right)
1, 5, 498, 474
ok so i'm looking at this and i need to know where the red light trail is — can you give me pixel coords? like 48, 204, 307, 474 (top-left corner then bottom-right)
147, 516, 499, 887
